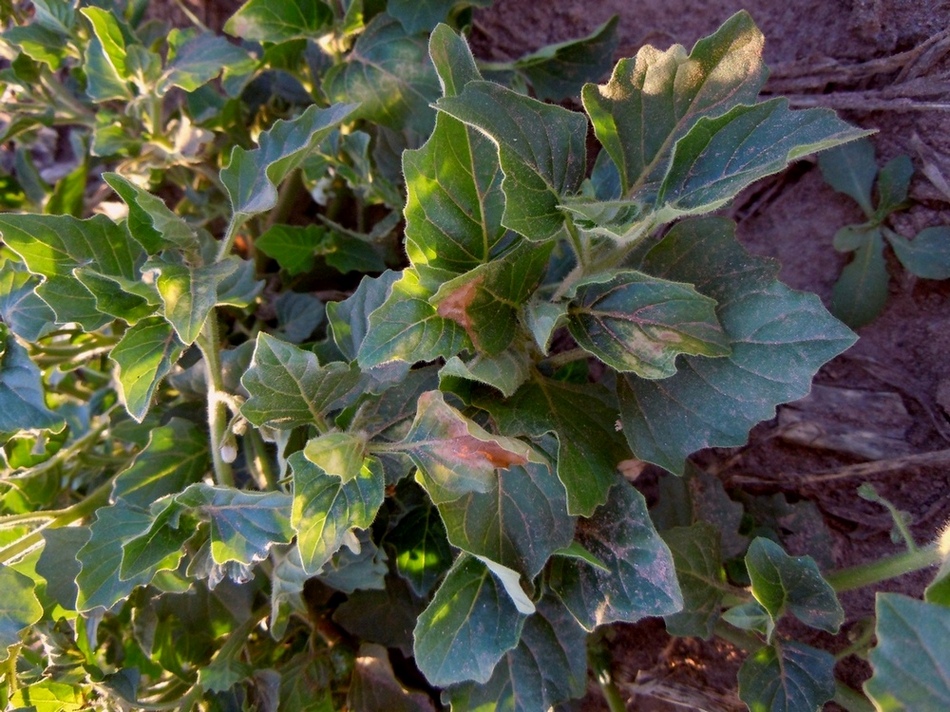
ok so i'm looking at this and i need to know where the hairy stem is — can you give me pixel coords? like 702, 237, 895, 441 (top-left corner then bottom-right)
197, 315, 234, 487
833, 681, 875, 712
826, 544, 941, 593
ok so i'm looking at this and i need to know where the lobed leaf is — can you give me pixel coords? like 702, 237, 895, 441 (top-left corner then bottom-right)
0, 565, 43, 652
109, 317, 184, 421
0, 260, 55, 342
0, 329, 63, 433
149, 258, 239, 345
738, 641, 836, 712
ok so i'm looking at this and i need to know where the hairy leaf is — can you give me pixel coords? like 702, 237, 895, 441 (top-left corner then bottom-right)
0, 330, 63, 433
119, 499, 194, 582
150, 258, 239, 345
224, 0, 334, 42
109, 317, 184, 421
0, 260, 55, 342
738, 641, 836, 712
0, 565, 43, 651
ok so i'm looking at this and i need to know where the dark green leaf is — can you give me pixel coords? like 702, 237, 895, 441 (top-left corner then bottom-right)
323, 15, 440, 134
328, 271, 400, 361
73, 266, 157, 324
109, 317, 184, 421
103, 173, 200, 255
438, 458, 574, 578
0, 565, 43, 650
334, 578, 425, 656
478, 375, 628, 516
387, 501, 453, 597
568, 270, 729, 378
241, 332, 363, 429
413, 554, 528, 687
619, 217, 855, 474
439, 349, 531, 398
446, 596, 587, 711
289, 451, 385, 575
657, 99, 869, 218
818, 137, 877, 216
275, 291, 325, 343
549, 479, 682, 630
582, 10, 767, 195
37, 527, 90, 610
151, 258, 239, 345
256, 224, 326, 276
112, 418, 208, 508
0, 330, 63, 432
224, 0, 334, 42
160, 32, 254, 94
746, 537, 843, 635
738, 641, 836, 712
865, 593, 950, 711
661, 523, 726, 638
875, 154, 913, 216
0, 260, 54, 342
389, 0, 491, 34
317, 529, 388, 593
887, 226, 950, 280
831, 230, 889, 328
513, 16, 618, 102
436, 81, 587, 241
319, 230, 385, 275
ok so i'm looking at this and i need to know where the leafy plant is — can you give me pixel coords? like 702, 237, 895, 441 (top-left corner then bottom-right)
819, 137, 950, 328
1, 2, 948, 710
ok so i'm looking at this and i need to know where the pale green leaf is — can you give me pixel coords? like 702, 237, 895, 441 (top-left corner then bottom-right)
8, 680, 85, 712
241, 332, 363, 429
818, 137, 876, 215
224, 0, 334, 42
0, 330, 63, 432
103, 172, 200, 255
303, 432, 368, 482
151, 258, 239, 345
548, 479, 682, 630
619, 217, 856, 474
0, 260, 55, 341
289, 451, 385, 575
523, 299, 568, 353
439, 349, 531, 398
865, 593, 950, 711
887, 226, 950, 280
661, 523, 726, 638
109, 317, 184, 420
567, 270, 730, 378
738, 641, 836, 712
831, 231, 889, 328
72, 267, 157, 324
0, 565, 43, 650
160, 32, 254, 94
318, 529, 388, 593
413, 554, 528, 687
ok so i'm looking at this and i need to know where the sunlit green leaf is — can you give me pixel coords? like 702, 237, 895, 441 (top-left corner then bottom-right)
150, 258, 239, 345
387, 501, 453, 597
109, 317, 184, 421
738, 641, 836, 712
224, 0, 334, 42
103, 172, 200, 255
1, 25, 67, 69
8, 680, 85, 711
303, 432, 368, 482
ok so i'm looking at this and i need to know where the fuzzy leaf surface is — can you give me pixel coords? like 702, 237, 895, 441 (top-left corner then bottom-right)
109, 317, 184, 421
738, 641, 836, 712
413, 554, 528, 687
619, 217, 855, 474
224, 0, 333, 42
0, 331, 63, 433
436, 81, 587, 241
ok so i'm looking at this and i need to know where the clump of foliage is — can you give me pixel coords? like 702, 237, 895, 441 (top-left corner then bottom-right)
819, 137, 950, 328
1, 2, 949, 711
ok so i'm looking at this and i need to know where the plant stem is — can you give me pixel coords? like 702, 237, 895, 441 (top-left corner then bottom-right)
564, 216, 589, 268
543, 347, 590, 370
197, 315, 234, 487
834, 681, 875, 712
713, 620, 761, 652
826, 544, 941, 593
590, 653, 627, 712
216, 215, 243, 263
246, 428, 278, 490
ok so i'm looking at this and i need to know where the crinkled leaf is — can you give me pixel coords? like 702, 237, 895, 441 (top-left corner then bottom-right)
445, 596, 587, 712
358, 268, 470, 368
224, 0, 334, 42
241, 332, 362, 429
256, 224, 326, 276
438, 458, 574, 578
865, 593, 950, 711
568, 270, 730, 378
818, 137, 876, 215
548, 479, 682, 630
0, 565, 43, 650
109, 317, 184, 421
746, 537, 843, 636
103, 173, 200, 255
887, 226, 950, 280
0, 260, 55, 341
222, 103, 356, 221
387, 501, 453, 597
436, 81, 587, 241
478, 375, 628, 516
160, 32, 254, 94
348, 643, 437, 712
512, 16, 618, 102
582, 10, 766, 195
619, 217, 856, 474
0, 331, 63, 432
150, 258, 239, 345
289, 451, 384, 575
413, 553, 528, 687
398, 390, 535, 505
656, 99, 869, 218
738, 641, 836, 712
440, 349, 530, 398
831, 230, 888, 329
323, 15, 439, 135
112, 417, 208, 508
389, 0, 491, 34
661, 523, 726, 638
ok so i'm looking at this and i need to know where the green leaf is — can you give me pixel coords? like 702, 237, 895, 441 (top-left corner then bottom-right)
438, 458, 574, 578
582, 10, 767, 195
112, 418, 208, 509
887, 226, 950, 280
224, 0, 334, 42
289, 451, 385, 575
81, 7, 129, 76
413, 554, 528, 687
318, 229, 386, 275
0, 330, 63, 432
875, 154, 914, 216
865, 593, 950, 711
656, 99, 869, 218
512, 16, 618, 102
119, 498, 194, 582
275, 291, 325, 343
0, 260, 55, 342
0, 565, 43, 650
323, 15, 440, 135
818, 137, 877, 215
109, 317, 184, 421
397, 390, 537, 505
746, 537, 843, 635
8, 680, 85, 711
738, 641, 836, 712
0, 213, 144, 331
440, 349, 531, 398
73, 266, 157, 324
256, 224, 326, 276
46, 157, 87, 217
831, 230, 889, 328
160, 32, 254, 94
75, 502, 154, 611
151, 258, 239, 345
103, 173, 200, 255
661, 523, 726, 638
619, 217, 855, 474
37, 527, 90, 610
241, 332, 363, 430
387, 501, 453, 597
358, 268, 470, 368
389, 0, 491, 34
1, 25, 67, 69
435, 81, 587, 241
549, 479, 682, 630
303, 432, 368, 482
222, 102, 356, 222
83, 37, 132, 102
176, 483, 294, 566
318, 529, 388, 593
445, 596, 588, 711
568, 270, 729, 378
477, 375, 628, 516
328, 270, 401, 361
335, 578, 425, 656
